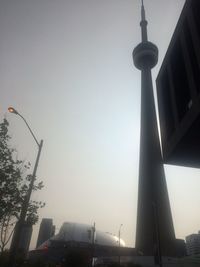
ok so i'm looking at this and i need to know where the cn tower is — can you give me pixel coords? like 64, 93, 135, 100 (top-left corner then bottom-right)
133, 1, 176, 257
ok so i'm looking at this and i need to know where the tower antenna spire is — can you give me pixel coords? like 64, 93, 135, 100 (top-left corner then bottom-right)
140, 0, 148, 41
141, 0, 145, 19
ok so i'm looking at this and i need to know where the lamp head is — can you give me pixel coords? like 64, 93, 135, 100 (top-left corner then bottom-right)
8, 107, 19, 115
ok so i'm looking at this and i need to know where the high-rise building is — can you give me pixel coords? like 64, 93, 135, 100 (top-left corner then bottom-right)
10, 222, 32, 255
10, 222, 33, 256
19, 223, 33, 253
186, 231, 200, 256
156, 0, 200, 168
36, 218, 54, 248
132, 1, 176, 258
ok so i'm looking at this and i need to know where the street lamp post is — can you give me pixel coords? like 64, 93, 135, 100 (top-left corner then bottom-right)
8, 107, 43, 267
118, 224, 123, 266
91, 222, 96, 267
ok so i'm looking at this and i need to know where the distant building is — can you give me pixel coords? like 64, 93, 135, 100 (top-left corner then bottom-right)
186, 231, 200, 256
10, 222, 33, 256
19, 223, 33, 254
36, 218, 55, 248
51, 224, 56, 237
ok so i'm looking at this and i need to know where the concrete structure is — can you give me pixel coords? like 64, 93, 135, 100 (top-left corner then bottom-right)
132, 1, 176, 258
30, 222, 130, 265
175, 238, 187, 257
10, 222, 33, 256
18, 223, 33, 254
156, 0, 200, 168
186, 231, 200, 256
36, 218, 55, 248
37, 222, 125, 249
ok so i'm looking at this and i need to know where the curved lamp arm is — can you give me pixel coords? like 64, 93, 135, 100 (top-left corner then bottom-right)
8, 107, 40, 147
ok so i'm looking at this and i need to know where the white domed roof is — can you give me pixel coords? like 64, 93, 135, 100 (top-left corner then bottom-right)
51, 222, 125, 247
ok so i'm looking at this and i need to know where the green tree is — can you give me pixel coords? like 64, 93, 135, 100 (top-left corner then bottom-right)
0, 118, 45, 253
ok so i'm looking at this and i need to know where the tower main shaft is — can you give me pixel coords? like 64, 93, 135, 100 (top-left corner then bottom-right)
133, 2, 176, 257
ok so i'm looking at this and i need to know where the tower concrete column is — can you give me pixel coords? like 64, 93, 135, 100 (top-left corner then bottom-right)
133, 1, 176, 257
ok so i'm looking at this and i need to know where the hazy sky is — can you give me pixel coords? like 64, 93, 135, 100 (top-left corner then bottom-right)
1, 0, 199, 249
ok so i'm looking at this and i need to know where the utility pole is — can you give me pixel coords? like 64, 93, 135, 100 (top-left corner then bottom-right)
118, 224, 123, 265
91, 222, 96, 267
8, 107, 43, 267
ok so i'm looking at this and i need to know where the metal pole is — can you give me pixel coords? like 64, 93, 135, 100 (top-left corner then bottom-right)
9, 140, 43, 267
18, 113, 40, 147
91, 222, 95, 267
118, 224, 123, 265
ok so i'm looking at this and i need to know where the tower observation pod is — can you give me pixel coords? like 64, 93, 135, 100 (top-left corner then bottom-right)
133, 1, 158, 70
132, 1, 176, 259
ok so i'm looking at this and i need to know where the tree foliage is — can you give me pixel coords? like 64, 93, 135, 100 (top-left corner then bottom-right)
0, 118, 45, 253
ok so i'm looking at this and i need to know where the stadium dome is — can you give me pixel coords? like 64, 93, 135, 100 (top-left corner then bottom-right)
38, 222, 126, 249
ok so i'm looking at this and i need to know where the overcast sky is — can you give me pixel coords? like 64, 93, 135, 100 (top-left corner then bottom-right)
1, 0, 199, 249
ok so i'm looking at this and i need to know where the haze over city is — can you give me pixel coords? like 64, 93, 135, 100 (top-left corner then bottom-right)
1, 0, 199, 250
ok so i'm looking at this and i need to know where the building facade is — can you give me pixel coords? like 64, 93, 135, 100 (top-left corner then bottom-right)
186, 231, 200, 256
36, 218, 55, 248
156, 0, 200, 168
